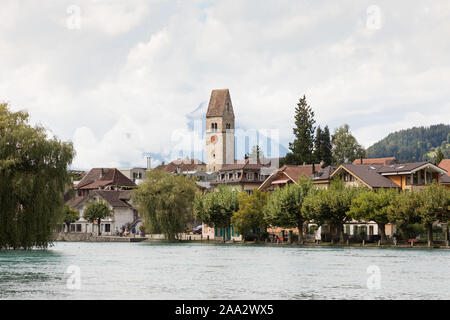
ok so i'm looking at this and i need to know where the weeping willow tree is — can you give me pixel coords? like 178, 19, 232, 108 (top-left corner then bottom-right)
133, 169, 198, 241
0, 103, 75, 249
193, 185, 240, 233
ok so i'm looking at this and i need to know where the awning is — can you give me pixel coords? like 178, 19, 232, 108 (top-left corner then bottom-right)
271, 179, 290, 185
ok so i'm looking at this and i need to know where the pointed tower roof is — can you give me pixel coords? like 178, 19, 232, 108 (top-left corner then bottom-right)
206, 89, 234, 117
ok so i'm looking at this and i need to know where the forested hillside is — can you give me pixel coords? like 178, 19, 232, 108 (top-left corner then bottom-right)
367, 124, 450, 162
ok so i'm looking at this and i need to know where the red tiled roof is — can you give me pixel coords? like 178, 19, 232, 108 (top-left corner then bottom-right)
219, 161, 265, 172
280, 164, 319, 182
438, 159, 450, 174
77, 168, 136, 190
353, 157, 397, 165
155, 158, 206, 173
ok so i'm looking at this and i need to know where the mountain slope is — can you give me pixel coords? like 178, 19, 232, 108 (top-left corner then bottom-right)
367, 124, 450, 162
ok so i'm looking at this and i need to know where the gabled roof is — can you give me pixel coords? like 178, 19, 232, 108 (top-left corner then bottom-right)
331, 164, 400, 189
376, 162, 446, 175
154, 158, 206, 173
353, 157, 397, 165
258, 164, 318, 190
438, 159, 450, 174
94, 190, 133, 208
66, 196, 89, 209
77, 168, 136, 190
313, 165, 338, 182
219, 160, 267, 172
206, 89, 234, 118
441, 174, 450, 184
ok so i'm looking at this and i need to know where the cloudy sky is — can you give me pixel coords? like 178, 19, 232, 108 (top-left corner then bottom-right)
1, 0, 449, 169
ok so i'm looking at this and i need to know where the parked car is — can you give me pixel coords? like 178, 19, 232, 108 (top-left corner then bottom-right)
192, 225, 202, 234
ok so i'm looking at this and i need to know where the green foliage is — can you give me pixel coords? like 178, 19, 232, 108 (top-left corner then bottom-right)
193, 185, 239, 230
264, 177, 313, 241
416, 182, 449, 226
435, 147, 445, 165
285, 95, 316, 165
231, 190, 268, 239
63, 205, 79, 230
331, 124, 366, 165
319, 126, 333, 167
387, 184, 450, 242
83, 201, 111, 235
367, 124, 450, 162
0, 103, 75, 249
133, 169, 198, 241
348, 188, 398, 242
303, 179, 363, 242
83, 202, 111, 222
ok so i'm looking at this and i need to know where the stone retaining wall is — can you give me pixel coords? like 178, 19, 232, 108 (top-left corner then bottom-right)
53, 233, 147, 242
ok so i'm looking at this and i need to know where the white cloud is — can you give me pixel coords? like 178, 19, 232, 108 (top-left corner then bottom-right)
1, 0, 449, 169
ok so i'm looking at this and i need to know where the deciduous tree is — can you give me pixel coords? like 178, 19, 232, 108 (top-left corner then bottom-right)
332, 124, 365, 165
193, 185, 239, 240
264, 177, 313, 243
63, 205, 79, 233
134, 169, 198, 241
231, 190, 268, 240
348, 188, 398, 243
0, 103, 75, 249
83, 202, 111, 236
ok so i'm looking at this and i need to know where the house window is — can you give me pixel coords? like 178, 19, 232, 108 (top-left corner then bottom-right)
70, 224, 75, 232
413, 172, 418, 185
426, 171, 432, 184
406, 175, 411, 185
226, 123, 231, 129
105, 224, 111, 233
76, 224, 82, 232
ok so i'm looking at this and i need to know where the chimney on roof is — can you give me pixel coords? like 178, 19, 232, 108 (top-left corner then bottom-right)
146, 156, 151, 169
320, 160, 324, 168
100, 168, 104, 178
303, 162, 306, 166
312, 163, 316, 174
360, 157, 363, 164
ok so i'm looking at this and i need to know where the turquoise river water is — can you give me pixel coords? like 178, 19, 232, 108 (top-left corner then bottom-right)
0, 242, 449, 300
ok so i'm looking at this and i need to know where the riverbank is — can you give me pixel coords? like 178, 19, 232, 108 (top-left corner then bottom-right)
53, 232, 147, 242
164, 240, 450, 250
53, 233, 450, 249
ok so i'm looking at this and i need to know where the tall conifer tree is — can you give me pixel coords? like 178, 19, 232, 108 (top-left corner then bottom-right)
286, 95, 316, 165
319, 126, 333, 167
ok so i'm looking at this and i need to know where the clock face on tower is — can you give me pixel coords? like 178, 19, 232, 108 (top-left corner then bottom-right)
211, 135, 217, 144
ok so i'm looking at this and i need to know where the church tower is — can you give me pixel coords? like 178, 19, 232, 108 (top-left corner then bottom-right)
206, 89, 235, 172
